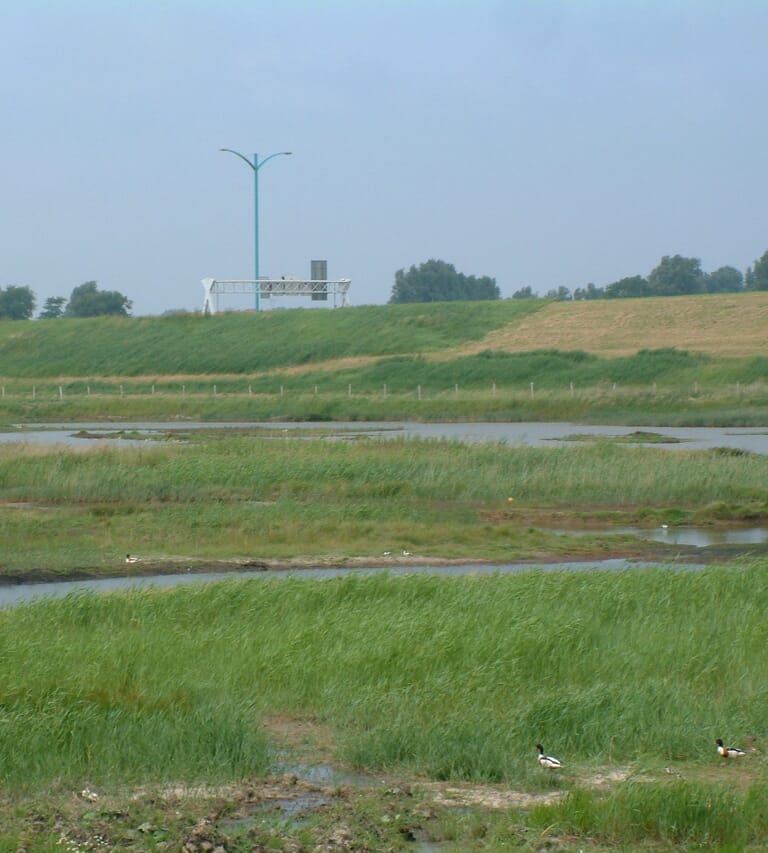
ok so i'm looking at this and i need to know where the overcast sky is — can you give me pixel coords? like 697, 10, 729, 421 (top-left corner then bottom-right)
2, 1, 767, 316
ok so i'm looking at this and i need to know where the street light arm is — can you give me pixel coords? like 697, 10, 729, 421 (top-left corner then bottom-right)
257, 151, 292, 170
219, 149, 292, 171
219, 148, 256, 171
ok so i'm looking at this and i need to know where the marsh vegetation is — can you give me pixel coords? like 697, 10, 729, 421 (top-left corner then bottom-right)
2, 566, 768, 849
1, 297, 767, 848
1, 434, 767, 577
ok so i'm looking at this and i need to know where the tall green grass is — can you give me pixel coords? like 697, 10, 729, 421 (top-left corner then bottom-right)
2, 434, 767, 506
528, 780, 768, 847
2, 563, 768, 789
0, 436, 766, 572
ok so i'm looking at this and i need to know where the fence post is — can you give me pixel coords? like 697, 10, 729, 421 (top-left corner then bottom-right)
492, 381, 496, 395
455, 384, 459, 396
570, 381, 574, 396
59, 386, 63, 399
530, 382, 534, 398
383, 384, 387, 398
417, 385, 422, 400
348, 384, 352, 397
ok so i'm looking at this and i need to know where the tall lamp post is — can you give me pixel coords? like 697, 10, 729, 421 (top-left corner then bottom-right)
219, 149, 292, 312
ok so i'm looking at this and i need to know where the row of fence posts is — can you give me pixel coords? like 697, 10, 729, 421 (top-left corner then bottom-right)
0, 381, 749, 399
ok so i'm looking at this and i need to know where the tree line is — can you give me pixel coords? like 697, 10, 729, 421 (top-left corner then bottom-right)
0, 281, 132, 320
517, 250, 768, 301
390, 251, 768, 304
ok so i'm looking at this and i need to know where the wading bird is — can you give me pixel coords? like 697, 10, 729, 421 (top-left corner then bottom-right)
716, 738, 745, 758
536, 744, 562, 769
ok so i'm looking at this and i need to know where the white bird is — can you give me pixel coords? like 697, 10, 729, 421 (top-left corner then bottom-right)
536, 744, 562, 769
716, 738, 746, 758
402, 550, 412, 556
125, 554, 139, 564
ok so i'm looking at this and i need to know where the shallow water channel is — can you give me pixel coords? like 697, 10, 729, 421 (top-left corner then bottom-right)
0, 559, 699, 608
6, 420, 768, 453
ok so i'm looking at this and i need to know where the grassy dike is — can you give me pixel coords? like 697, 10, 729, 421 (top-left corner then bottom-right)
2, 566, 768, 849
0, 299, 765, 426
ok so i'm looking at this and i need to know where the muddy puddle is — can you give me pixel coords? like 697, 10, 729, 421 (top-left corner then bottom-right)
550, 525, 768, 548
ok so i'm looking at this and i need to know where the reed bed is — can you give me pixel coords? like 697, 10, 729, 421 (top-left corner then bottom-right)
2, 563, 767, 792
3, 434, 768, 506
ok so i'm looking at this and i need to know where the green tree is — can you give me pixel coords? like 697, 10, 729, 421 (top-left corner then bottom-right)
573, 282, 605, 300
0, 285, 35, 320
704, 266, 743, 293
64, 281, 133, 317
604, 275, 650, 299
545, 286, 571, 300
39, 296, 68, 319
389, 260, 500, 304
749, 250, 768, 290
512, 285, 536, 299
647, 255, 704, 296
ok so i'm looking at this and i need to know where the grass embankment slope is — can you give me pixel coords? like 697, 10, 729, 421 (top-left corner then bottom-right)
0, 291, 766, 374
0, 292, 766, 423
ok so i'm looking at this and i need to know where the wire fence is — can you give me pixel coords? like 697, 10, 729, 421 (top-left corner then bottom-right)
0, 379, 764, 401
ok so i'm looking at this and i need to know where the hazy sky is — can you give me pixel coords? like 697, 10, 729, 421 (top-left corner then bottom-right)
2, 1, 767, 316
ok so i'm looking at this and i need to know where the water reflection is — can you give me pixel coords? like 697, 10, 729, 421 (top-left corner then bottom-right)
550, 526, 768, 547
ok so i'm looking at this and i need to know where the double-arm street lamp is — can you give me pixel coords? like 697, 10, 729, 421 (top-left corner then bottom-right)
219, 149, 292, 311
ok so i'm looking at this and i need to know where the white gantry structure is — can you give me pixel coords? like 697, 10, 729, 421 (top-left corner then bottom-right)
202, 277, 351, 314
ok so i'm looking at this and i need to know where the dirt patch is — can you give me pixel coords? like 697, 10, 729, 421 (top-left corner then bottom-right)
422, 782, 563, 809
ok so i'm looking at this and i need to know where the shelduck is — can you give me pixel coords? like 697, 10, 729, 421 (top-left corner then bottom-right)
716, 738, 745, 758
536, 744, 562, 769
125, 554, 139, 564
